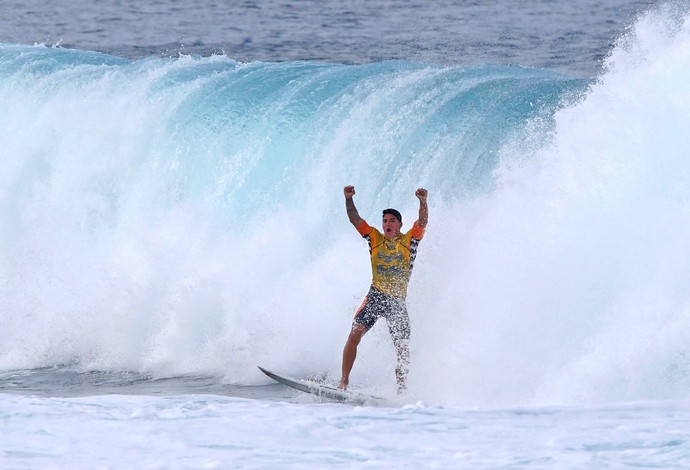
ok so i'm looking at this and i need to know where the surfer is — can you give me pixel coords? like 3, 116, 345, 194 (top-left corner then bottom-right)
339, 185, 428, 394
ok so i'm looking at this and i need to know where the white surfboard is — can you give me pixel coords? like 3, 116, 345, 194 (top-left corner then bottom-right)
258, 366, 386, 405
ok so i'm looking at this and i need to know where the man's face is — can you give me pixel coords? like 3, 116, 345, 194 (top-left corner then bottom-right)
382, 214, 402, 238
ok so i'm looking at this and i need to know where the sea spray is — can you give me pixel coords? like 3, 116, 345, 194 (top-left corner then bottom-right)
411, 2, 690, 406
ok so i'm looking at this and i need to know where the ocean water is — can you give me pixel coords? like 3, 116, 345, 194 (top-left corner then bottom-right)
2, 0, 690, 468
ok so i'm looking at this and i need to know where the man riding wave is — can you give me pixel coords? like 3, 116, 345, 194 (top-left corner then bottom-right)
339, 185, 428, 394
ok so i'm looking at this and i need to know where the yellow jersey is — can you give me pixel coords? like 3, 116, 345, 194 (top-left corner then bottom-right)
356, 220, 425, 299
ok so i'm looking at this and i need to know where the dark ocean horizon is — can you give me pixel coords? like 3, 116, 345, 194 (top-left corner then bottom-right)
1, 0, 655, 76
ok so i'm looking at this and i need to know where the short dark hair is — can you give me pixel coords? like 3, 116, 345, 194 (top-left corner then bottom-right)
382, 208, 402, 223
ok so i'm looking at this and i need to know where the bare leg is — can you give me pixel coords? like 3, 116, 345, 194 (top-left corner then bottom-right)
394, 338, 410, 394
339, 324, 367, 390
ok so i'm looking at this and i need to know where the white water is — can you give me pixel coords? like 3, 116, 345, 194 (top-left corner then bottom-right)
2, 394, 690, 469
411, 3, 690, 406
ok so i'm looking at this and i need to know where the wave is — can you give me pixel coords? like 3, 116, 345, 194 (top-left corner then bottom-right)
1, 4, 689, 406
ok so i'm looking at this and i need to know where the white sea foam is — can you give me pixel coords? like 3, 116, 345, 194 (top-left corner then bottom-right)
2, 393, 690, 468
410, 2, 690, 406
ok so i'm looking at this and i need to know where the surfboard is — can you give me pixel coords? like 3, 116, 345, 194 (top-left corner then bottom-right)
258, 366, 386, 405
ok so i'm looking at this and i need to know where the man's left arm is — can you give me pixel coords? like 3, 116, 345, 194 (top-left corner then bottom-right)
415, 188, 428, 228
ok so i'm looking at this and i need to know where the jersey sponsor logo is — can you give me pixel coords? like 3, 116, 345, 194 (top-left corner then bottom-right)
376, 264, 405, 277
376, 250, 404, 263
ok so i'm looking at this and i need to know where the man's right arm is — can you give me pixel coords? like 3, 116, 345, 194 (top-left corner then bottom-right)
344, 185, 364, 227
